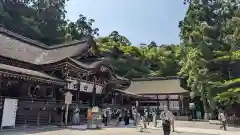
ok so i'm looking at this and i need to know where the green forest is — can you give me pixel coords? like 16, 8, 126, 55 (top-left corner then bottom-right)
0, 0, 240, 112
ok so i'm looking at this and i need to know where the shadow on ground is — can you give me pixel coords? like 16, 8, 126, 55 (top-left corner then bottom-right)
0, 126, 63, 135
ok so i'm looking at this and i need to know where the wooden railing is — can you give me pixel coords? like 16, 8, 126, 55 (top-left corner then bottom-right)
0, 96, 90, 108
0, 96, 91, 126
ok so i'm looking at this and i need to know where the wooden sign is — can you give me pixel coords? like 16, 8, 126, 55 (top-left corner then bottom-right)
169, 101, 180, 110
92, 106, 99, 112
64, 92, 73, 105
1, 98, 18, 129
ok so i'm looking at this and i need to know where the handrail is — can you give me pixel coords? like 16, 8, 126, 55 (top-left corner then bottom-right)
0, 96, 89, 104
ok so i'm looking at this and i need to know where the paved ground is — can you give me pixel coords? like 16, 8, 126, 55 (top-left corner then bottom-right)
0, 127, 209, 135
1, 121, 240, 135
174, 121, 240, 131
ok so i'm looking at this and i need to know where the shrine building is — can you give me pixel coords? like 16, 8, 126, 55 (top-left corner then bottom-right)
0, 27, 131, 128
121, 77, 189, 116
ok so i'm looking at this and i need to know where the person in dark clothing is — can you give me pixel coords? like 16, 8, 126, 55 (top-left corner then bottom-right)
124, 109, 130, 125
103, 109, 109, 126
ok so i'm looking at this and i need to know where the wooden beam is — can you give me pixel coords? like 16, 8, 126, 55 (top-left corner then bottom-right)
0, 74, 2, 90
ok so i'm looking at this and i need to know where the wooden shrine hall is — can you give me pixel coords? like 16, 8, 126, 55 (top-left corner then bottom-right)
122, 77, 189, 116
0, 27, 131, 128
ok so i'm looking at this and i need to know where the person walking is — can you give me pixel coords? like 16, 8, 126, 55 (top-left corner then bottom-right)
160, 106, 173, 135
124, 109, 129, 125
132, 107, 138, 126
170, 112, 175, 132
144, 109, 149, 125
115, 108, 122, 126
152, 110, 157, 127
103, 109, 109, 126
218, 110, 227, 131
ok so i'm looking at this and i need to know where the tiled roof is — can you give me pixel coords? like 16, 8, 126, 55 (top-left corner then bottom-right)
115, 89, 143, 98
125, 77, 188, 95
69, 58, 104, 69
0, 27, 91, 65
0, 63, 66, 85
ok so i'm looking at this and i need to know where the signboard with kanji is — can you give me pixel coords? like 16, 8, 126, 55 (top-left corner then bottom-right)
64, 92, 73, 105
92, 106, 99, 112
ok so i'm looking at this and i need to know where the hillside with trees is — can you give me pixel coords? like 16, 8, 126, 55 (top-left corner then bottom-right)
0, 0, 239, 111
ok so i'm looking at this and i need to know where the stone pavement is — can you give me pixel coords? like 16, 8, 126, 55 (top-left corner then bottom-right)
1, 127, 209, 135
149, 121, 240, 135
1, 121, 240, 135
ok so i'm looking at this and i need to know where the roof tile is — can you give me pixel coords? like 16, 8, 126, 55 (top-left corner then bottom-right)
0, 28, 90, 64
0, 63, 65, 83
125, 79, 188, 95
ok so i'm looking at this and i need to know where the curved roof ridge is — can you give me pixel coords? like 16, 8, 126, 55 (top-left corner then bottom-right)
0, 27, 47, 48
0, 27, 89, 50
132, 76, 180, 81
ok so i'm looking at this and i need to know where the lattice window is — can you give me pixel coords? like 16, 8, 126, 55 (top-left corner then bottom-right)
169, 101, 180, 110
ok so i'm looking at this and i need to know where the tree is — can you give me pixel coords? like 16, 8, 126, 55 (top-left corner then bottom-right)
179, 0, 240, 114
96, 32, 181, 78
148, 41, 157, 48
0, 1, 99, 45
64, 14, 99, 42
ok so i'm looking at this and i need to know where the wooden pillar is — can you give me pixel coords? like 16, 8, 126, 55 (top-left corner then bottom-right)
0, 74, 2, 90
60, 107, 64, 126
0, 75, 2, 96
180, 95, 184, 115
114, 93, 118, 104
48, 113, 52, 124
77, 73, 82, 102
111, 93, 114, 104
27, 84, 33, 97
37, 112, 40, 126
156, 94, 160, 114
121, 94, 124, 105
167, 95, 170, 110
91, 83, 96, 107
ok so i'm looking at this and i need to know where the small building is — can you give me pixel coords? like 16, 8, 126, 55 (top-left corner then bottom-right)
121, 77, 189, 116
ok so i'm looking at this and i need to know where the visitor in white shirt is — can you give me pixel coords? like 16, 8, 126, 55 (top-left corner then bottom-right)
160, 106, 173, 135
218, 109, 227, 131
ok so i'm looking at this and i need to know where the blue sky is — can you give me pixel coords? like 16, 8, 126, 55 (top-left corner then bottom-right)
66, 0, 188, 45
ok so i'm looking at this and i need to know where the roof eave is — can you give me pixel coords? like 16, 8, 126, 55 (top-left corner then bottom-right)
137, 92, 189, 95
132, 76, 181, 81
0, 71, 67, 86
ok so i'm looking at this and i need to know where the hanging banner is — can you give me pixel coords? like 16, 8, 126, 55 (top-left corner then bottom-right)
158, 95, 167, 99
169, 101, 180, 110
80, 82, 94, 93
95, 85, 103, 94
67, 79, 78, 90
143, 95, 158, 99
1, 98, 18, 129
168, 95, 179, 99
159, 101, 168, 109
64, 92, 73, 105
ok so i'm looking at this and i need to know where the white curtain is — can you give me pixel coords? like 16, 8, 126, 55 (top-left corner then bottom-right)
96, 85, 103, 94
80, 82, 94, 92
67, 79, 78, 90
